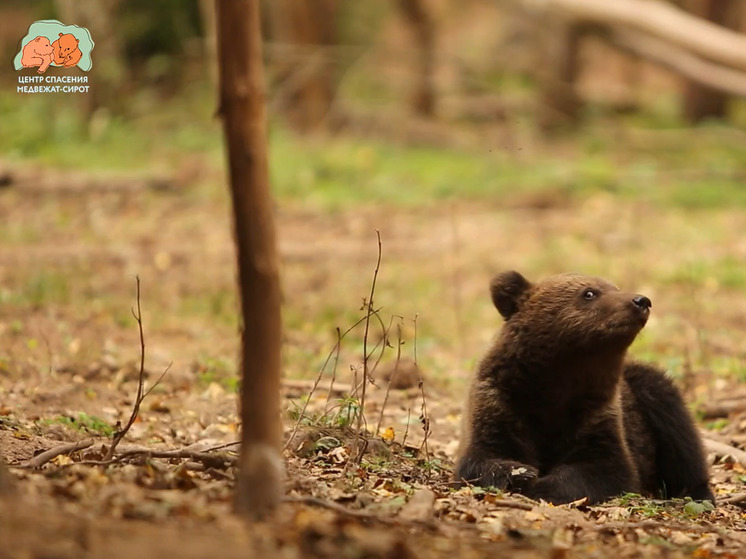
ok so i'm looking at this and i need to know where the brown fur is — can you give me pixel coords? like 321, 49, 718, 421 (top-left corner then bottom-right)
454, 271, 713, 504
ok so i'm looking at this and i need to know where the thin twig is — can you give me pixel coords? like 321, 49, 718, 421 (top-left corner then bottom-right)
22, 439, 94, 469
376, 320, 403, 434
354, 230, 383, 464
105, 276, 169, 461
403, 407, 412, 447
324, 327, 343, 412
414, 314, 431, 463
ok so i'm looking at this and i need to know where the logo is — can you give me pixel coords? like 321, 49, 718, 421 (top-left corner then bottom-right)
13, 19, 94, 94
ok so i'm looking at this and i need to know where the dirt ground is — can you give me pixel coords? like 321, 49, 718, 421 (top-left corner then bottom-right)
2, 164, 746, 558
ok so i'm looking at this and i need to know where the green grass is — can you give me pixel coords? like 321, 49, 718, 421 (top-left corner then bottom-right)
39, 413, 115, 437
3, 84, 746, 211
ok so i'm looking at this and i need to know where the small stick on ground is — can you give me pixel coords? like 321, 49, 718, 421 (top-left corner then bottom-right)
104, 276, 169, 461
21, 439, 94, 469
283, 495, 437, 529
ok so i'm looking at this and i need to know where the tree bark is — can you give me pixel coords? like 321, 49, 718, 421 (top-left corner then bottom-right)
682, 0, 741, 122
397, 0, 436, 117
215, 0, 284, 518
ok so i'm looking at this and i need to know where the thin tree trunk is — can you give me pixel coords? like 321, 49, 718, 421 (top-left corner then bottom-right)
397, 0, 436, 117
682, 0, 740, 122
215, 0, 284, 519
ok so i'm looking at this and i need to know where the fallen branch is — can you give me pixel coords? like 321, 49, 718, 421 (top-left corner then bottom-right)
63, 443, 239, 470
525, 0, 746, 72
282, 379, 353, 394
283, 495, 437, 529
22, 439, 94, 469
719, 493, 746, 506
702, 437, 746, 467
697, 400, 746, 420
607, 28, 746, 97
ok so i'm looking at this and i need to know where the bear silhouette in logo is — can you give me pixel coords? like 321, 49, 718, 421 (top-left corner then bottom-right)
52, 32, 82, 68
21, 36, 54, 73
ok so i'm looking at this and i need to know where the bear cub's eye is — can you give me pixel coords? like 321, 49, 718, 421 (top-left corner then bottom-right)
582, 288, 598, 300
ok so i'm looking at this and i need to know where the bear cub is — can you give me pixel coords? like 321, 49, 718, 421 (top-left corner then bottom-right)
454, 271, 714, 505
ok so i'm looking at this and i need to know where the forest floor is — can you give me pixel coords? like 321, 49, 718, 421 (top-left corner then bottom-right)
2, 134, 746, 558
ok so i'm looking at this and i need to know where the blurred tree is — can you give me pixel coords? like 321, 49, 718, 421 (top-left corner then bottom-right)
537, 19, 585, 131
216, 0, 284, 518
54, 0, 127, 113
682, 0, 742, 123
198, 0, 217, 85
397, 0, 436, 117
269, 0, 338, 131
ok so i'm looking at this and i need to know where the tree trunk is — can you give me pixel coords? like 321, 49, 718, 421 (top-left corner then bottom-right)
682, 0, 741, 122
215, 0, 284, 519
397, 0, 436, 117
270, 0, 338, 131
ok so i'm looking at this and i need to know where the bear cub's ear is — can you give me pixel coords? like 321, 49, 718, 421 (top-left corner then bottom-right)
490, 270, 532, 320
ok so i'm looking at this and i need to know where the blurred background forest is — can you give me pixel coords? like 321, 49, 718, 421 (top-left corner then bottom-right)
1, 0, 746, 434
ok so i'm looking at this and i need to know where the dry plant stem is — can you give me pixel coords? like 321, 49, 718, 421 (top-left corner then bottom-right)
376, 321, 403, 434
353, 230, 382, 464
702, 437, 746, 466
402, 407, 411, 447
22, 439, 94, 469
285, 315, 370, 450
103, 277, 170, 462
413, 314, 431, 461
324, 327, 343, 412
104, 276, 146, 462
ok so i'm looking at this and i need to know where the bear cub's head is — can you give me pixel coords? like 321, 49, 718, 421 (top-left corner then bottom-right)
491, 271, 651, 356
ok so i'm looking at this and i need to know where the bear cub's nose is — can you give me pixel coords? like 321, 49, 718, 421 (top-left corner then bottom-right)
632, 295, 652, 311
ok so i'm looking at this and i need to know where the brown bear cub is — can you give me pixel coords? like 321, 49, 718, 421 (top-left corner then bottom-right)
454, 271, 714, 505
